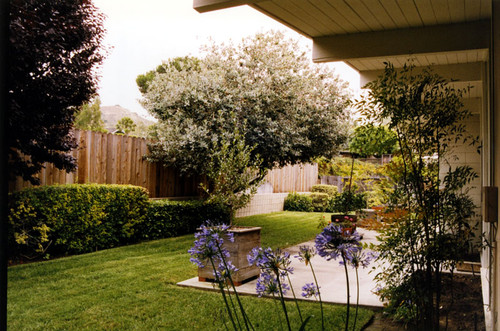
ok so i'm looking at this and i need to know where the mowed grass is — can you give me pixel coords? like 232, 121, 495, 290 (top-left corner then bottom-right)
8, 211, 373, 330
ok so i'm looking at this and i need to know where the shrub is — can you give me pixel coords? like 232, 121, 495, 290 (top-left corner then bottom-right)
310, 192, 330, 212
284, 193, 313, 212
8, 184, 149, 259
137, 200, 231, 240
311, 184, 338, 197
327, 191, 367, 213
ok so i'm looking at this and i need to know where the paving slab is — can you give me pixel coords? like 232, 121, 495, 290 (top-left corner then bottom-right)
177, 228, 384, 308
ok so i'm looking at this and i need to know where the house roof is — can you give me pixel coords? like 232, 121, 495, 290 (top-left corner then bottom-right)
193, 0, 491, 71
194, 0, 491, 100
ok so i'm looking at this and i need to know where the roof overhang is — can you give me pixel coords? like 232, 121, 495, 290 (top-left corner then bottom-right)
193, 0, 492, 69
193, 0, 492, 96
312, 20, 490, 63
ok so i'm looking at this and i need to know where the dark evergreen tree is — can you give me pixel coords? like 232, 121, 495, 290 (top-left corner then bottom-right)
8, 0, 106, 184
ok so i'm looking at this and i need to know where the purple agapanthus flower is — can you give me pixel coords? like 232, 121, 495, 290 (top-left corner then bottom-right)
255, 271, 290, 297
213, 260, 238, 280
248, 247, 293, 296
247, 247, 294, 275
315, 224, 362, 262
301, 283, 320, 298
188, 221, 234, 275
342, 249, 378, 269
294, 245, 316, 266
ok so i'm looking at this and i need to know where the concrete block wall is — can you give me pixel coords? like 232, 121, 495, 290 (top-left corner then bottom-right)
235, 193, 289, 218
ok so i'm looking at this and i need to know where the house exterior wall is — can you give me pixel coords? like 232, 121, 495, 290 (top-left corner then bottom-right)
441, 113, 483, 246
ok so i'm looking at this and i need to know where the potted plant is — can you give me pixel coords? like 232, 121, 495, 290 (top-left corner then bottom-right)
197, 225, 262, 286
197, 125, 265, 285
330, 155, 367, 231
331, 214, 358, 234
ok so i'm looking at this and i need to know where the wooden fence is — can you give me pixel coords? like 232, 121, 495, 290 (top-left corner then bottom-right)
9, 130, 319, 197
9, 130, 205, 198
265, 163, 318, 193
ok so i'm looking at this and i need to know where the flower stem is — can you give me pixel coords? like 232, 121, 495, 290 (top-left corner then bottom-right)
216, 242, 254, 331
209, 257, 239, 331
342, 253, 350, 331
310, 262, 324, 330
276, 273, 292, 331
286, 274, 303, 324
272, 293, 285, 331
353, 267, 359, 331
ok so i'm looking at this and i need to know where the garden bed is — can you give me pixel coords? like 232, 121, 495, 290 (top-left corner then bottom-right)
366, 273, 485, 330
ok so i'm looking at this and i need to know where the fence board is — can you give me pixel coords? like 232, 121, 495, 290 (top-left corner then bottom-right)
265, 163, 318, 193
10, 130, 320, 197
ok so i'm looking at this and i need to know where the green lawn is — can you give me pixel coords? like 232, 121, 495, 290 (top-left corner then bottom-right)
8, 211, 373, 330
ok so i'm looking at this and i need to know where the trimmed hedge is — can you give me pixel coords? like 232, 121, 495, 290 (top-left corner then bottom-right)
8, 184, 232, 261
284, 192, 313, 212
137, 199, 231, 240
310, 192, 330, 212
8, 184, 150, 259
311, 184, 338, 197
328, 191, 367, 213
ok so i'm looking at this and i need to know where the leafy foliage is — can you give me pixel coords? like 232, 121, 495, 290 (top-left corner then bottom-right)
310, 192, 330, 212
8, 184, 149, 260
137, 200, 231, 240
200, 120, 265, 221
8, 184, 232, 260
328, 191, 367, 213
115, 117, 137, 134
349, 124, 398, 157
359, 63, 478, 328
284, 193, 314, 212
8, 0, 106, 184
311, 184, 338, 197
74, 97, 107, 132
139, 31, 350, 176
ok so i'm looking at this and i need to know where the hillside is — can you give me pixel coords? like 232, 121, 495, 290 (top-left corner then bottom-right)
100, 105, 155, 133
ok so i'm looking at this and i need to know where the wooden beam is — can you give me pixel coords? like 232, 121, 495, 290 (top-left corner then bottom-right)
193, 0, 260, 13
360, 62, 485, 86
313, 20, 491, 63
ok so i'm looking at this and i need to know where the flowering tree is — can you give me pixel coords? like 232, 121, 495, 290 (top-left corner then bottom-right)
138, 31, 350, 177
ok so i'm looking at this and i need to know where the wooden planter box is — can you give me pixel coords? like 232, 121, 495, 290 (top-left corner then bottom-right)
198, 226, 261, 286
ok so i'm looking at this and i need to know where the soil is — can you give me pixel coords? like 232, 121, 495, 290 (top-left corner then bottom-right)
363, 273, 485, 331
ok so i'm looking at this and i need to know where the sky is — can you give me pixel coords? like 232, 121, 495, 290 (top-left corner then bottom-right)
92, 1, 360, 119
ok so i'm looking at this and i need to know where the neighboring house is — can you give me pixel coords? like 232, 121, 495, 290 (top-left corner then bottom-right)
194, 1, 499, 329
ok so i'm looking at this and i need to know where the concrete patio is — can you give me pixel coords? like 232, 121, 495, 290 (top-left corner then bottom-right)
177, 228, 383, 308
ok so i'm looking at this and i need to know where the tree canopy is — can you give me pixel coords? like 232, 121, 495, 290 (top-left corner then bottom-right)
74, 98, 107, 132
348, 124, 398, 157
137, 31, 350, 176
115, 117, 137, 134
8, 0, 106, 184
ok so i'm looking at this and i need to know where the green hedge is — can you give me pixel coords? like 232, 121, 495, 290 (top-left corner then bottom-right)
137, 200, 231, 240
8, 184, 150, 259
8, 184, 232, 261
311, 184, 338, 197
284, 193, 313, 212
327, 191, 367, 213
310, 192, 330, 212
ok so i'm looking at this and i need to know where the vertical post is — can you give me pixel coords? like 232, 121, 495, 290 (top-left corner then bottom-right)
492, 1, 500, 329
0, 2, 8, 329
